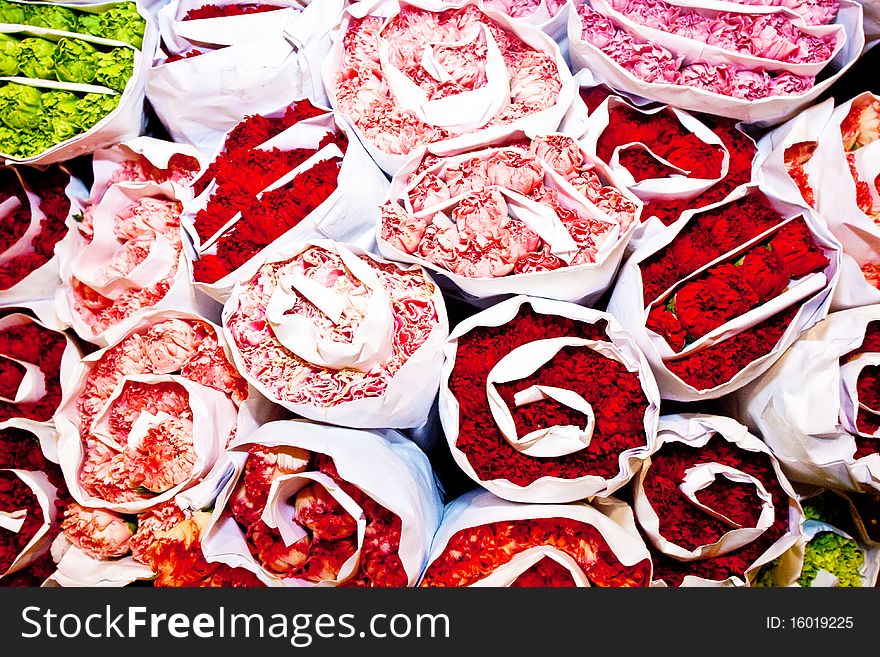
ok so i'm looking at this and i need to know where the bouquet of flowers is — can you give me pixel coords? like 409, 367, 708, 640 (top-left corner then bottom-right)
419, 489, 652, 586
223, 240, 448, 429
634, 414, 804, 587
756, 93, 880, 308
0, 423, 70, 586
481, 0, 570, 41
56, 183, 197, 346
0, 313, 78, 430
147, 0, 340, 151
0, 0, 156, 164
55, 312, 250, 518
568, 0, 865, 124
0, 165, 86, 326
440, 296, 659, 502
184, 100, 388, 302
758, 491, 880, 587
733, 305, 880, 493
323, 0, 575, 173
202, 420, 443, 587
88, 137, 202, 204
608, 184, 840, 400
379, 132, 640, 305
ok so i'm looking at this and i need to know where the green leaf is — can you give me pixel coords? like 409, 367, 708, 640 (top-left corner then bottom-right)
17, 37, 56, 80
0, 33, 20, 77
0, 83, 43, 131
94, 47, 134, 92
54, 38, 100, 85
76, 3, 145, 49
24, 4, 78, 32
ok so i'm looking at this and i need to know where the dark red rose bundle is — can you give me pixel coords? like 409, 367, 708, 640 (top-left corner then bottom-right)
440, 296, 659, 503
633, 414, 803, 587
608, 185, 839, 400
184, 100, 388, 300
419, 490, 652, 587
582, 89, 757, 230
0, 166, 79, 313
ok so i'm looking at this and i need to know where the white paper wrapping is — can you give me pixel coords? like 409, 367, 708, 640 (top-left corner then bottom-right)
419, 489, 652, 586
634, 413, 804, 587
89, 136, 204, 203
439, 295, 660, 503
566, 0, 866, 126
223, 239, 449, 429
202, 420, 444, 587
146, 0, 340, 152
732, 304, 880, 493
323, 0, 577, 175
607, 183, 841, 401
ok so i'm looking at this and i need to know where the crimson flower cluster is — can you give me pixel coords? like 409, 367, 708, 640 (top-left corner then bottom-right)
0, 167, 70, 290
844, 321, 880, 458
0, 321, 66, 423
641, 435, 789, 586
449, 306, 649, 485
183, 3, 284, 20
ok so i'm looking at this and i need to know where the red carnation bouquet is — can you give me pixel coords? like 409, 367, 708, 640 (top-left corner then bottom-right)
0, 313, 78, 429
735, 305, 880, 494
379, 133, 641, 305
440, 295, 660, 503
633, 414, 803, 587
608, 184, 839, 400
578, 85, 757, 243
223, 241, 448, 429
0, 425, 70, 587
56, 182, 197, 347
185, 101, 388, 302
0, 166, 86, 326
0, 467, 58, 581
756, 92, 880, 308
203, 421, 442, 587
419, 490, 652, 587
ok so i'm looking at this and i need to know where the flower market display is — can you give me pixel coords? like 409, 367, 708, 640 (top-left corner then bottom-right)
0, 0, 878, 590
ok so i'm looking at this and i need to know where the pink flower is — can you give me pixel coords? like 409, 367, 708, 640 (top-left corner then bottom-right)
61, 504, 133, 560
729, 69, 772, 100
410, 173, 451, 212
484, 150, 544, 195
142, 319, 197, 373
531, 135, 585, 180
768, 72, 815, 96
578, 4, 621, 49
129, 501, 187, 563
621, 43, 682, 84
679, 62, 735, 95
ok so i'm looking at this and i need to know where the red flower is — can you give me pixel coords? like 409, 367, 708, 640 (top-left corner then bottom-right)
640, 191, 784, 302
617, 145, 682, 182
739, 245, 790, 301
665, 306, 798, 390
509, 557, 577, 587
674, 265, 759, 340
646, 305, 686, 351
0, 472, 43, 574
641, 435, 790, 586
769, 217, 829, 279
449, 305, 650, 486
843, 322, 880, 459
420, 517, 651, 587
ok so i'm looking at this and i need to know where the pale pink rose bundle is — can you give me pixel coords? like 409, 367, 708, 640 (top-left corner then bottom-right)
223, 241, 449, 429
326, 1, 573, 172
576, 1, 826, 101
380, 134, 638, 279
